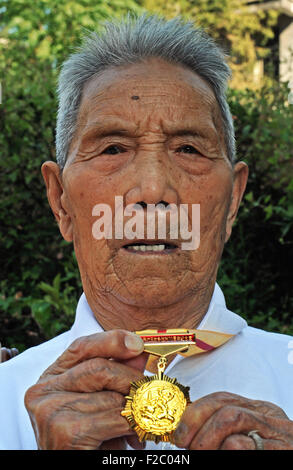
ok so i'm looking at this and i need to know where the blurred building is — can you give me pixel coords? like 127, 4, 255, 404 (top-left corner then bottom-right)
246, 0, 293, 83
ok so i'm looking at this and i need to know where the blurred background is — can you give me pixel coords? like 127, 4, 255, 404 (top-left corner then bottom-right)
0, 0, 292, 353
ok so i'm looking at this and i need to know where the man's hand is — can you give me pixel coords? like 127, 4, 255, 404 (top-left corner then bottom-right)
173, 391, 293, 450
0, 347, 19, 362
24, 330, 147, 450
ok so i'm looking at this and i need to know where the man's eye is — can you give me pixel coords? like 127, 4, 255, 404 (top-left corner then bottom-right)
102, 145, 125, 155
177, 145, 200, 154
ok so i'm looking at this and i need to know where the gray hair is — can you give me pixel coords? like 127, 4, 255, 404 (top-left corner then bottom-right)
56, 12, 236, 169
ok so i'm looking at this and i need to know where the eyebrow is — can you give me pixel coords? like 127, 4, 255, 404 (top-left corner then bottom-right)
82, 125, 212, 141
164, 128, 204, 139
82, 127, 131, 138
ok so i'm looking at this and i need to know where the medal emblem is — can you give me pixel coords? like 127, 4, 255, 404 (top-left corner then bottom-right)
121, 356, 190, 442
121, 330, 194, 443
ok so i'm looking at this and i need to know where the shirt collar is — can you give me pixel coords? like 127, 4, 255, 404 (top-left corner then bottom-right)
68, 292, 104, 343
196, 282, 247, 334
68, 283, 247, 346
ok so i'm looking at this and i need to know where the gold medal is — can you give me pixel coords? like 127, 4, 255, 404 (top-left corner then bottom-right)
121, 328, 234, 443
121, 329, 194, 443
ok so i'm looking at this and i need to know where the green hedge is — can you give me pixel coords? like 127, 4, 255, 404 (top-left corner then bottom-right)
219, 85, 293, 335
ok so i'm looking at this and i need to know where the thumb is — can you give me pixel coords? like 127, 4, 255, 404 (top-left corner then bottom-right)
121, 351, 149, 373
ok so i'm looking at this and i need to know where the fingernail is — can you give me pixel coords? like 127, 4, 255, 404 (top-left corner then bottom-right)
125, 333, 144, 352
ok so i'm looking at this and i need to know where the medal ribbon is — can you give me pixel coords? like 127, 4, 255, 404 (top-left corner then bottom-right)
135, 328, 234, 371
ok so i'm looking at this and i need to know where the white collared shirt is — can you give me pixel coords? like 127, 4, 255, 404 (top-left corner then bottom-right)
0, 283, 292, 450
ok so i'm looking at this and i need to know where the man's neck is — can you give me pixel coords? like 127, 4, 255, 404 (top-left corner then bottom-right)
83, 281, 216, 333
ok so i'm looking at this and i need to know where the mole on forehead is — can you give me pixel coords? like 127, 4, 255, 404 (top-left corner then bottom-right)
84, 73, 215, 103
82, 86, 215, 114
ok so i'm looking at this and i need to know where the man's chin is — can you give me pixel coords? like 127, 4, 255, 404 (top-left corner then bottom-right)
111, 279, 189, 308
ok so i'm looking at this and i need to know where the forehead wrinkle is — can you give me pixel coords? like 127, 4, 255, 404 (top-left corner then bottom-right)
80, 90, 216, 127
82, 68, 217, 109
78, 104, 220, 146
77, 75, 222, 145
87, 84, 215, 111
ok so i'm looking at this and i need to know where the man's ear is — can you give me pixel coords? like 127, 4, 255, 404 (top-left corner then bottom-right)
41, 161, 73, 242
225, 161, 249, 243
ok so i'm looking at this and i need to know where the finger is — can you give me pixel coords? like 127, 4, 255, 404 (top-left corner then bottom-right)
174, 393, 238, 448
120, 351, 149, 373
126, 435, 146, 450
26, 389, 136, 450
1, 348, 9, 362
41, 330, 144, 376
187, 406, 280, 450
28, 390, 127, 414
39, 357, 145, 394
220, 434, 293, 450
99, 438, 127, 450
258, 439, 293, 450
10, 348, 19, 357
25, 389, 127, 425
27, 392, 134, 450
173, 391, 286, 448
39, 408, 135, 450
67, 408, 136, 445
70, 390, 127, 413
220, 434, 256, 450
1, 347, 19, 362
193, 391, 287, 418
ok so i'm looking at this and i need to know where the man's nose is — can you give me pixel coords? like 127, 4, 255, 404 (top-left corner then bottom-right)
125, 153, 178, 206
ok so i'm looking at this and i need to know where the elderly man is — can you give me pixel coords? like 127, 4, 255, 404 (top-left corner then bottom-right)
0, 13, 293, 451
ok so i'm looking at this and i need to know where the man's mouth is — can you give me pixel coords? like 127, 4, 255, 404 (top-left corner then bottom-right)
122, 241, 179, 254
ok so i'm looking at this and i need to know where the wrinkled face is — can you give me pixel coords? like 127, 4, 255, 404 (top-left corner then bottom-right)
50, 58, 247, 310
